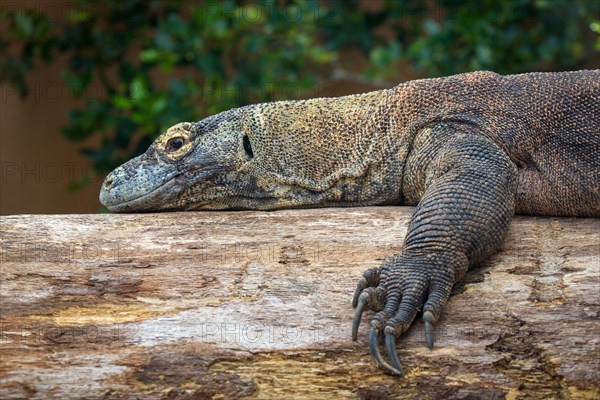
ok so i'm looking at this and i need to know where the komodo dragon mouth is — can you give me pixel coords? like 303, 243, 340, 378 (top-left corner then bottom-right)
100, 170, 182, 212
100, 157, 224, 212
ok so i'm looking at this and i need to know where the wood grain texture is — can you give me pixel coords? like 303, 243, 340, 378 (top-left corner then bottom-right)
1, 208, 598, 399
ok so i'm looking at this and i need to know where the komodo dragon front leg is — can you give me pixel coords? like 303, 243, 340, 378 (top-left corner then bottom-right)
352, 125, 517, 375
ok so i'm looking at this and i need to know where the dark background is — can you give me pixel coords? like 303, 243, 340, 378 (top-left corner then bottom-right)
1, 0, 598, 215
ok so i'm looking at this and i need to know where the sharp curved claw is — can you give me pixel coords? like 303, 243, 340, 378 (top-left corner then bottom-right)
385, 333, 404, 376
425, 320, 434, 349
369, 329, 384, 368
369, 329, 402, 375
352, 294, 367, 341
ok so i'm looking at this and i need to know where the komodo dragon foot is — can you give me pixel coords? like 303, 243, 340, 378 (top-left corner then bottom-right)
352, 252, 459, 376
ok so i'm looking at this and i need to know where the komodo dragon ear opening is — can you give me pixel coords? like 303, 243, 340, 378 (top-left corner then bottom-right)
243, 134, 254, 160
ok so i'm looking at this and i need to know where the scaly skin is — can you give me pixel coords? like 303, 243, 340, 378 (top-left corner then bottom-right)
100, 70, 600, 376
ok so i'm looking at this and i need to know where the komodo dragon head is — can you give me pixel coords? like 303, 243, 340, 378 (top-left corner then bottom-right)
100, 92, 398, 212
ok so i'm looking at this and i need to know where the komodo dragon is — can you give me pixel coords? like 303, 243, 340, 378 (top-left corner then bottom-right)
99, 70, 600, 376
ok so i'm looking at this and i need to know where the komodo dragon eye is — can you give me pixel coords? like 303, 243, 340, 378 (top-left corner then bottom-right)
166, 137, 185, 152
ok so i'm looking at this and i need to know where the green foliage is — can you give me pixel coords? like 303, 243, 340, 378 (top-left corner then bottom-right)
404, 0, 599, 75
1, 0, 598, 186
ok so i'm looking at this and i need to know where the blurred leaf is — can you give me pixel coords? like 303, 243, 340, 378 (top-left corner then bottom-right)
130, 75, 148, 102
591, 21, 600, 51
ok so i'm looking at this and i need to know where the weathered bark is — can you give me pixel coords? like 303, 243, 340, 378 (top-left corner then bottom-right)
0, 208, 598, 399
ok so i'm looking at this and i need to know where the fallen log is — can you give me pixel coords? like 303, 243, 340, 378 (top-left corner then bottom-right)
0, 208, 598, 399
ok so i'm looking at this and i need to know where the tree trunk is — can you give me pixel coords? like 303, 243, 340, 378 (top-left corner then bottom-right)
1, 208, 598, 399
